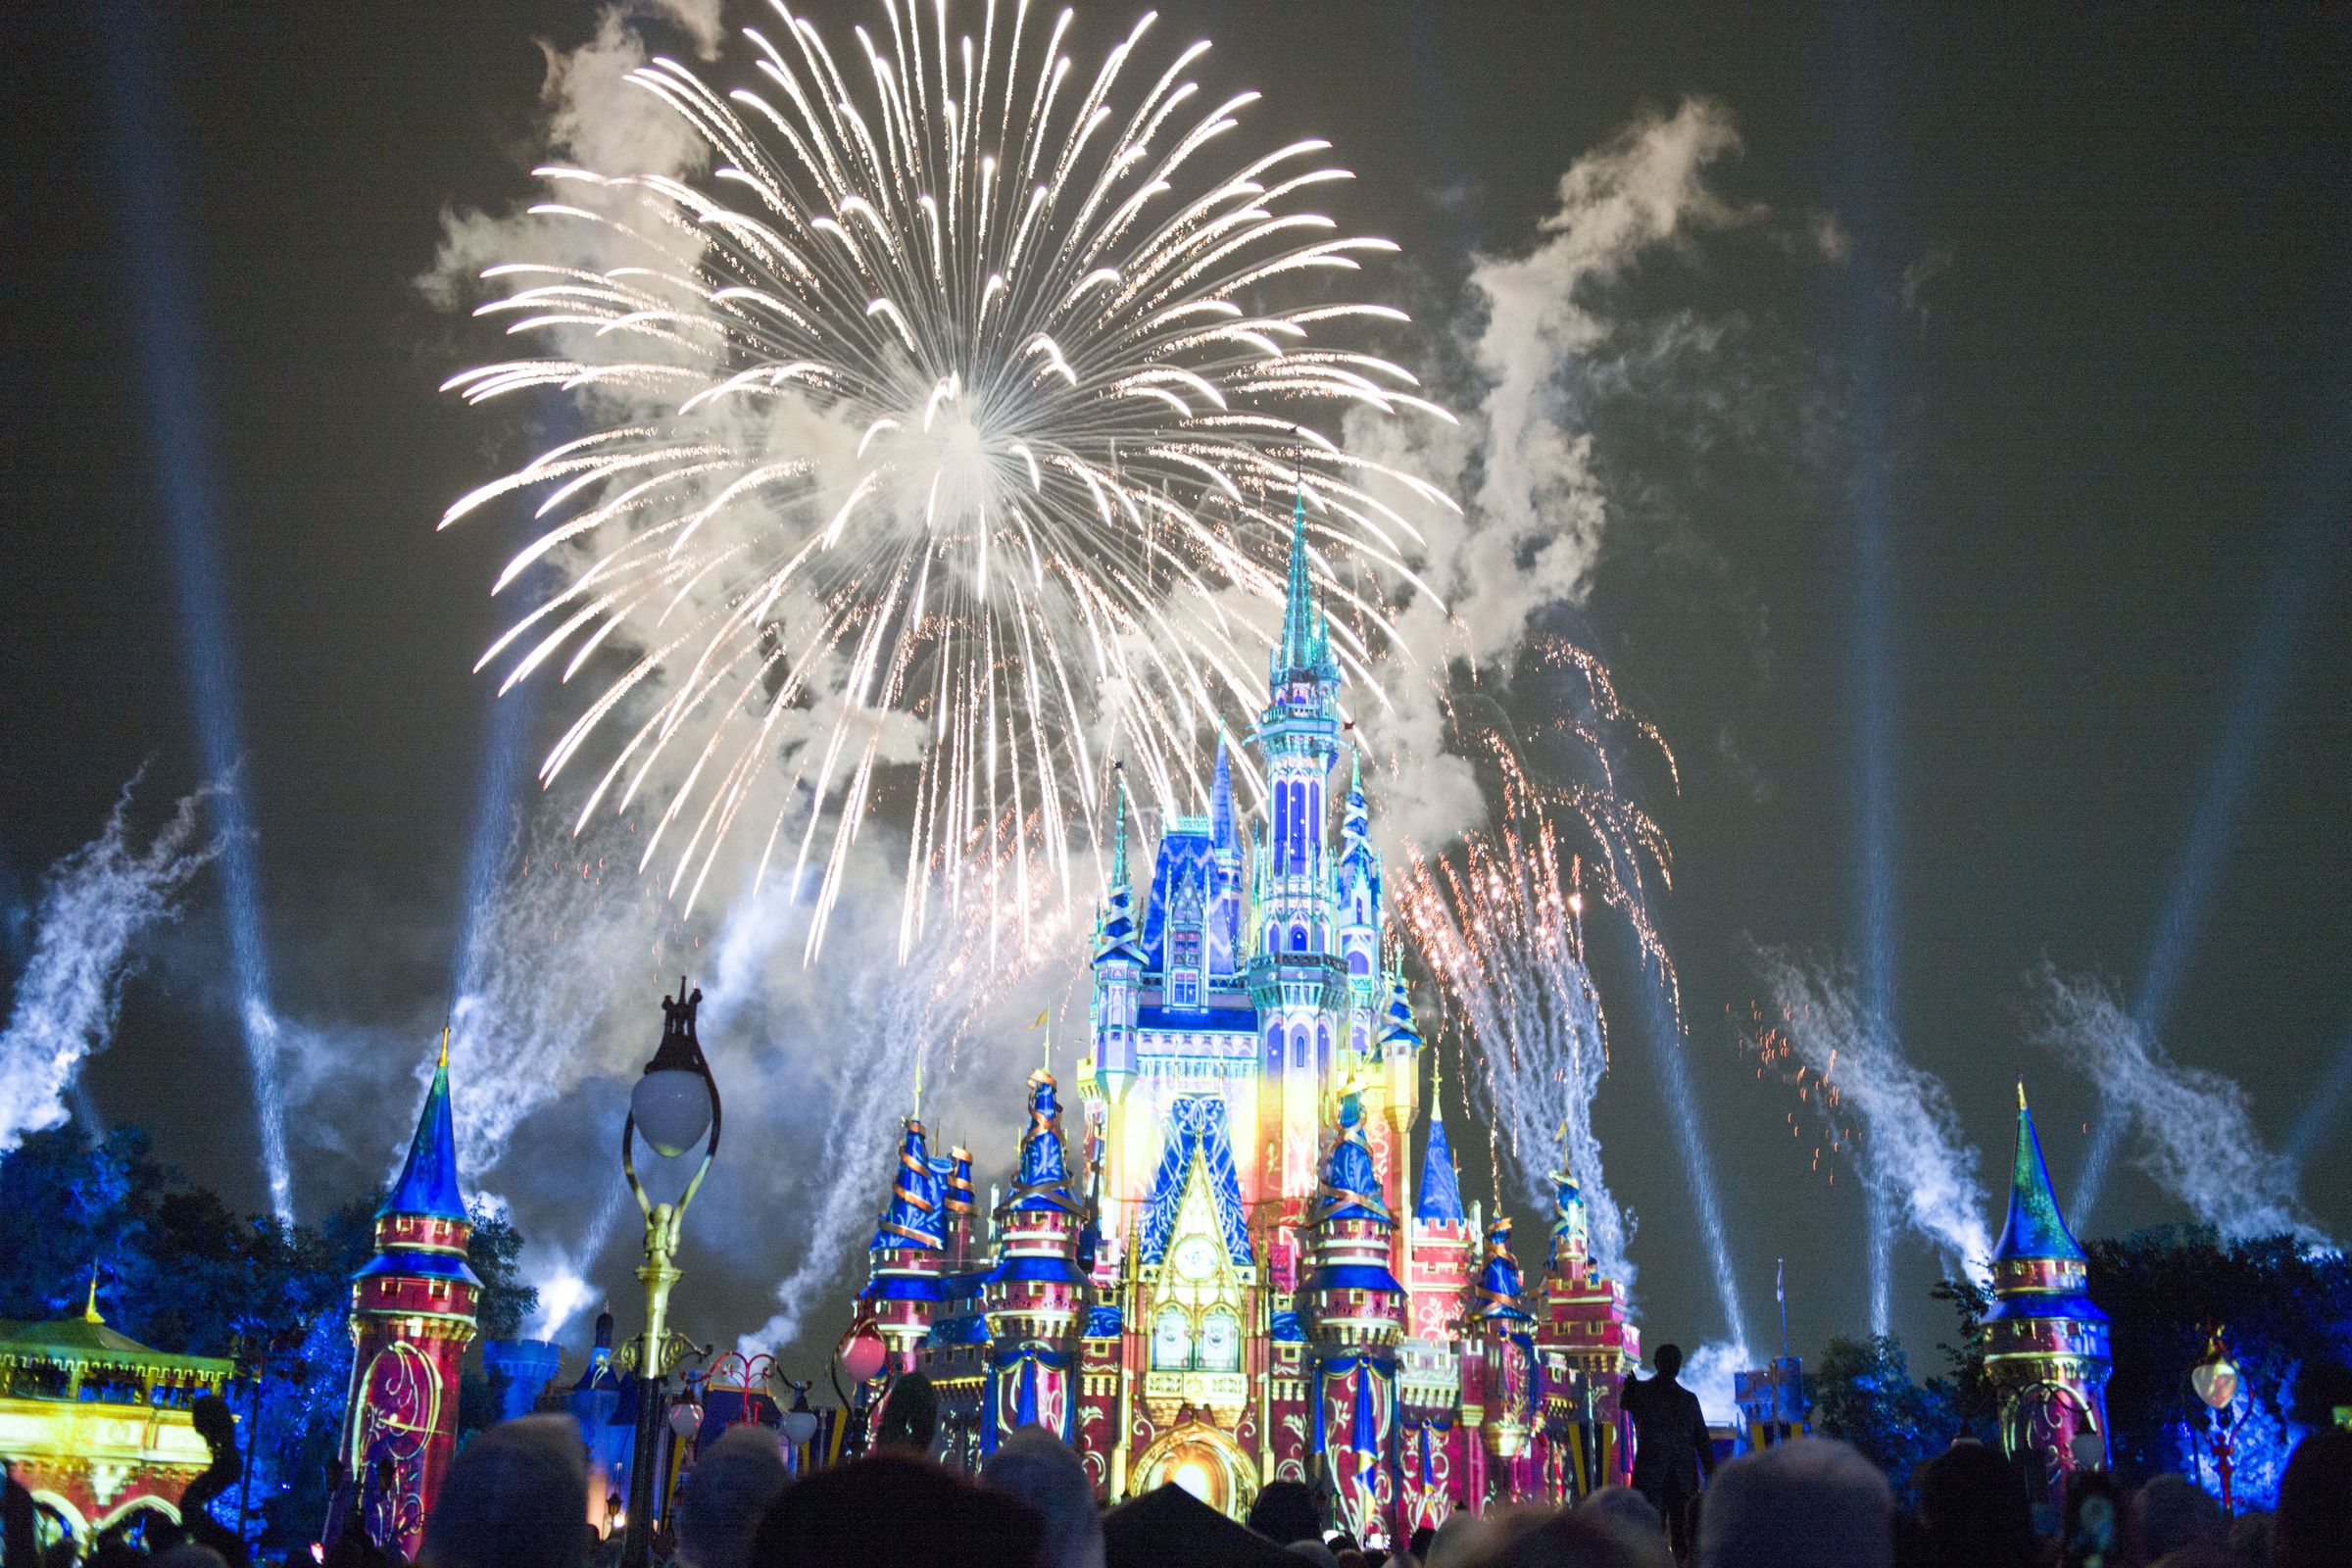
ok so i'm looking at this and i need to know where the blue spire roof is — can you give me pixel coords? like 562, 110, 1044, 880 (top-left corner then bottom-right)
380, 1031, 467, 1223
1547, 1166, 1587, 1273
1094, 778, 1144, 966
870, 1118, 945, 1251
1377, 971, 1422, 1052
1270, 485, 1340, 692
1477, 1217, 1534, 1325
1311, 1093, 1393, 1225
1416, 1094, 1466, 1225
1210, 732, 1238, 855
1994, 1081, 2085, 1264
1007, 1072, 1080, 1213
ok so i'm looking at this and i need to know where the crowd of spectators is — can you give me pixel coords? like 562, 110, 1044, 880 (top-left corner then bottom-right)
6, 1402, 2345, 1567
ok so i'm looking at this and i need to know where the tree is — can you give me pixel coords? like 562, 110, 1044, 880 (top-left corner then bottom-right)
1809, 1335, 1962, 1501
0, 1125, 539, 1555
2082, 1227, 2352, 1508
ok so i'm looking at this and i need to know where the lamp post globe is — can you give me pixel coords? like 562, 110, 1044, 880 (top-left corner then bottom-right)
619, 982, 722, 1568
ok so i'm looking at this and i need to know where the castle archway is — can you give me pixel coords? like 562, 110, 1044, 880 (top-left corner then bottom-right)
1129, 1420, 1258, 1520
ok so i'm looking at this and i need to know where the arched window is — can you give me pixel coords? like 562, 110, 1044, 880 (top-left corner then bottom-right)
1348, 950, 1370, 976
1291, 923, 1309, 953
1152, 1305, 1193, 1371
1199, 1309, 1242, 1372
1266, 1025, 1283, 1065
1293, 1025, 1310, 1068
1317, 1022, 1331, 1064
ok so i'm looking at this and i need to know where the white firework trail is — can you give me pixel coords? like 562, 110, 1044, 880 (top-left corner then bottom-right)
1396, 769, 1633, 1283
0, 776, 219, 1153
1745, 950, 1993, 1284
439, 0, 1456, 958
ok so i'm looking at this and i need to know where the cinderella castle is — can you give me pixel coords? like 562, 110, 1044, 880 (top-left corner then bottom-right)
319, 496, 2116, 1554
845, 497, 1646, 1544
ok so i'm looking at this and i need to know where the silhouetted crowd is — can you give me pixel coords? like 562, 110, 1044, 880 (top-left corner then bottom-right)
7, 1399, 2346, 1567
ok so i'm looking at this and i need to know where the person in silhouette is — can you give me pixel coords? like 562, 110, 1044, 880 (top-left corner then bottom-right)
1618, 1344, 1716, 1559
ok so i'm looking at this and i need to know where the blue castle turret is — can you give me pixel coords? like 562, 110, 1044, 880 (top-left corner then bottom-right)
984, 1071, 1088, 1449
1303, 1091, 1403, 1538
337, 1031, 481, 1558
1986, 1081, 2112, 1494
864, 1110, 947, 1370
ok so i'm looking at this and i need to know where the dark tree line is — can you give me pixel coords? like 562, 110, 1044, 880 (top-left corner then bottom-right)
1807, 1227, 2352, 1508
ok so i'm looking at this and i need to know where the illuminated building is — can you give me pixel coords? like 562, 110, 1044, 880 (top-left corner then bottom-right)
0, 1280, 233, 1553
334, 1031, 480, 1560
850, 494, 1639, 1542
1986, 1081, 2111, 1502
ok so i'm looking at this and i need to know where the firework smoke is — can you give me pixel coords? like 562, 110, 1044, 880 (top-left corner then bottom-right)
0, 777, 219, 1153
1400, 809, 1631, 1283
2030, 965, 2327, 1247
433, 0, 1457, 959
1749, 949, 1992, 1283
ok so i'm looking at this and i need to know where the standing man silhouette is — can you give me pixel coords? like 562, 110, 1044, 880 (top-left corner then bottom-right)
1619, 1344, 1717, 1559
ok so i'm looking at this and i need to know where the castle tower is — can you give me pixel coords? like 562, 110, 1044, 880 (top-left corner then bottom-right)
944, 1146, 979, 1271
1303, 1091, 1404, 1545
1986, 1082, 2112, 1500
1405, 1061, 1471, 1343
1085, 779, 1145, 1275
1473, 1216, 1541, 1502
1249, 485, 1350, 1235
1534, 1156, 1639, 1495
984, 1069, 1089, 1451
863, 1102, 949, 1372
338, 1031, 480, 1560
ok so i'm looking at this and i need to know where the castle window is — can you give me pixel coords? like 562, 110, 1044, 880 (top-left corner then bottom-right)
1289, 924, 1307, 953
1152, 1305, 1193, 1371
1348, 951, 1370, 976
1200, 1309, 1242, 1372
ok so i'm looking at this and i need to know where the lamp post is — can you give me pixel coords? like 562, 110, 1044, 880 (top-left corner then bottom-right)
830, 1317, 890, 1460
779, 1380, 820, 1474
620, 982, 721, 1568
2189, 1325, 2243, 1516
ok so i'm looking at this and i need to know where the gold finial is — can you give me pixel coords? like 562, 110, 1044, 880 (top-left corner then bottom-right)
83, 1266, 103, 1325
438, 1022, 452, 1071
1430, 1050, 1446, 1122
911, 1054, 924, 1124
2017, 1077, 2028, 1112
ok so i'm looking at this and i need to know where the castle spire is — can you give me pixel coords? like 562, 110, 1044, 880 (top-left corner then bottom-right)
1415, 1054, 1466, 1226
1210, 728, 1238, 854
1269, 479, 1340, 694
382, 1026, 467, 1224
1995, 1079, 2084, 1264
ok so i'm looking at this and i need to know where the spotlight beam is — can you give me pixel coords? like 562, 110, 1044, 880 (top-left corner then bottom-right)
99, 0, 292, 1220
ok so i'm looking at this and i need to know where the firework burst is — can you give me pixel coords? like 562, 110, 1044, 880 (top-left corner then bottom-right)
440, 0, 1456, 956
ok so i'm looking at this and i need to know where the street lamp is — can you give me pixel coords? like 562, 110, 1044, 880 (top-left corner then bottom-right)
830, 1317, 890, 1460
2189, 1324, 2244, 1515
620, 981, 721, 1568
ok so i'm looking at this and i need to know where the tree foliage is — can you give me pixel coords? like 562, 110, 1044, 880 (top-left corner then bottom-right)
0, 1124, 540, 1553
2083, 1226, 2352, 1498
1808, 1334, 1963, 1501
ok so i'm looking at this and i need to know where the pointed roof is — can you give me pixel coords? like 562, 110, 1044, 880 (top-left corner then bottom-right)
1269, 484, 1340, 692
380, 1028, 467, 1223
1377, 970, 1422, 1052
1007, 1071, 1081, 1213
1416, 1066, 1466, 1225
1311, 1093, 1393, 1225
1094, 778, 1144, 967
1209, 731, 1239, 855
870, 1117, 945, 1252
1547, 1165, 1589, 1277
1994, 1080, 2085, 1264
1476, 1216, 1534, 1325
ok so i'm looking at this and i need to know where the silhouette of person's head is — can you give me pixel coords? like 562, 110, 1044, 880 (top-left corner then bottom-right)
189, 1393, 239, 1456
1653, 1344, 1683, 1380
1917, 1441, 2034, 1568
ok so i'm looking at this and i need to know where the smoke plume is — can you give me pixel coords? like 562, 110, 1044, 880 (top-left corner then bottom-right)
0, 777, 219, 1152
2029, 965, 2328, 1247
1752, 948, 1992, 1282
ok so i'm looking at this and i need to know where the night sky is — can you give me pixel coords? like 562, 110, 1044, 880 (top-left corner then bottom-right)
5, 2, 2349, 1379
